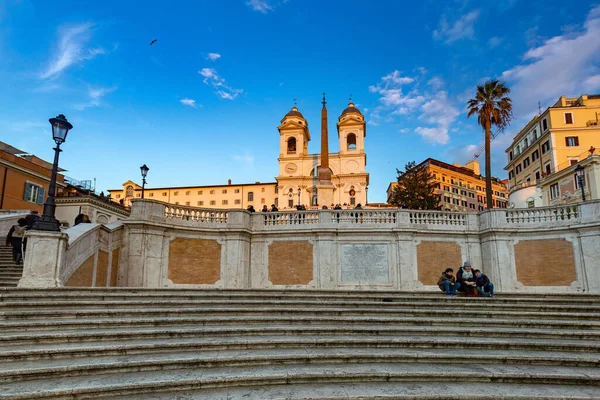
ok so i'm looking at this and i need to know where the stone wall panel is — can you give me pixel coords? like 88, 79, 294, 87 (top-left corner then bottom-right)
168, 238, 221, 284
515, 239, 576, 286
95, 251, 109, 287
110, 248, 120, 287
417, 241, 462, 285
268, 241, 313, 285
65, 254, 95, 287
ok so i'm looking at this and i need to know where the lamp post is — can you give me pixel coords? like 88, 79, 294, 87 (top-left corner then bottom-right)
140, 164, 149, 198
298, 188, 302, 207
575, 164, 586, 201
33, 114, 73, 231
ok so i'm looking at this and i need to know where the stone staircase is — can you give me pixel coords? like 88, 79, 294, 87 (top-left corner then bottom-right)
0, 245, 22, 288
0, 289, 599, 399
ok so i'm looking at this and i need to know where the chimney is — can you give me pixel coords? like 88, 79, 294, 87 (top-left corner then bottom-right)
228, 179, 232, 185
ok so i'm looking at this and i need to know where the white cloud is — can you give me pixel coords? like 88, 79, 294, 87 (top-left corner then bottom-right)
488, 36, 504, 48
428, 76, 444, 90
415, 91, 459, 144
206, 53, 221, 61
369, 71, 459, 145
433, 10, 480, 44
73, 85, 117, 110
180, 98, 200, 108
232, 154, 255, 166
199, 67, 243, 100
246, 0, 273, 13
502, 5, 600, 118
41, 23, 104, 79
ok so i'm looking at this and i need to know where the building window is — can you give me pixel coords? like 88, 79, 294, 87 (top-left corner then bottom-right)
508, 171, 514, 179
198, 201, 204, 206
126, 186, 134, 197
523, 157, 530, 168
210, 200, 216, 206
545, 162, 552, 175
210, 190, 215, 194
248, 192, 254, 202
173, 191, 178, 196
162, 192, 167, 196
452, 188, 458, 194
185, 202, 190, 206
535, 170, 541, 180
469, 203, 475, 209
198, 191, 203, 195
574, 174, 581, 190
149, 193, 154, 197
234, 199, 241, 205
136, 194, 141, 198
565, 113, 573, 124
541, 141, 550, 153
527, 198, 535, 208
275, 186, 279, 194
477, 195, 484, 203
287, 137, 296, 153
235, 189, 240, 193
526, 176, 531, 183
186, 191, 190, 195
531, 150, 539, 161
444, 196, 450, 203
175, 202, 179, 205
288, 199, 294, 208
550, 183, 560, 199
347, 133, 357, 150
461, 200, 467, 207
261, 198, 266, 204
222, 200, 228, 205
565, 136, 579, 147
509, 151, 513, 161
542, 119, 548, 131
220, 190, 226, 194
516, 164, 522, 174
116, 194, 121, 198
261, 188, 265, 192
479, 205, 484, 211
569, 158, 579, 166
444, 186, 450, 192
24, 182, 44, 204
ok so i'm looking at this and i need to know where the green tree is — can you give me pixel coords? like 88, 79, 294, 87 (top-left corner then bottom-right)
391, 161, 441, 210
467, 79, 513, 210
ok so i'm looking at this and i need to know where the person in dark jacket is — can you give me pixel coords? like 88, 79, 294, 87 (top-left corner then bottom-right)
25, 211, 39, 230
456, 261, 477, 296
261, 205, 269, 212
474, 269, 494, 297
270, 204, 278, 212
74, 213, 84, 226
437, 268, 460, 296
6, 218, 27, 264
247, 205, 255, 213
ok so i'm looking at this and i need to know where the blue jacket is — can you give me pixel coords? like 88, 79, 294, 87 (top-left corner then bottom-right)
475, 273, 490, 287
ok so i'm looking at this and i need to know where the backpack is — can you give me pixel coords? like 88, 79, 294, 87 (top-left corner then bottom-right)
12, 225, 26, 239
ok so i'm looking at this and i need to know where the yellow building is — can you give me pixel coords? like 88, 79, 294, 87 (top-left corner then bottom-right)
109, 98, 370, 210
387, 158, 509, 212
505, 94, 600, 207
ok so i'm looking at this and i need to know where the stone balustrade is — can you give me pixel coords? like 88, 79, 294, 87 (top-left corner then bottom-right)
18, 198, 600, 294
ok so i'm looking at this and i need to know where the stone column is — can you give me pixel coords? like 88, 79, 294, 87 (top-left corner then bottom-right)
19, 230, 69, 288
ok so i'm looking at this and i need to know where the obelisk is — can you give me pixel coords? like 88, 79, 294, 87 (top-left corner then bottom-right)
317, 93, 335, 206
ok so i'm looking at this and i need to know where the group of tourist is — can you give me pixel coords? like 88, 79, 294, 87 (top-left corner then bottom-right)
437, 261, 495, 297
74, 213, 92, 226
5, 210, 40, 265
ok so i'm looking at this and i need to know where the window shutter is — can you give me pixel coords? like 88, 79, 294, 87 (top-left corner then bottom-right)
24, 183, 32, 201
37, 187, 45, 204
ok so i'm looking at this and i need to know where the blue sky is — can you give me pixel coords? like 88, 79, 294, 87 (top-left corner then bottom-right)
2, 0, 600, 202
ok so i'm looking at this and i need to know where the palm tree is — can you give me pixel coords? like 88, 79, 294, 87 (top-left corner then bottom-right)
467, 79, 513, 210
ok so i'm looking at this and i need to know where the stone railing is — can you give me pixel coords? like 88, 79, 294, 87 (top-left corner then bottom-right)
263, 211, 320, 226
409, 211, 466, 226
19, 221, 123, 288
505, 204, 580, 224
165, 204, 229, 224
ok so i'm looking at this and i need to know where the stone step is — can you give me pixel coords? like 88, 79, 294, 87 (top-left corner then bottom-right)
2, 306, 598, 321
112, 382, 600, 400
0, 324, 598, 346
2, 288, 600, 302
2, 314, 598, 332
0, 363, 598, 399
1, 347, 599, 384
1, 334, 598, 362
2, 298, 600, 313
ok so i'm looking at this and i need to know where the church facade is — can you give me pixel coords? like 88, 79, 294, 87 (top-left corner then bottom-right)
109, 98, 369, 210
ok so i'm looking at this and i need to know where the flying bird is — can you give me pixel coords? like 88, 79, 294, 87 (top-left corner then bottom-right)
150, 39, 157, 46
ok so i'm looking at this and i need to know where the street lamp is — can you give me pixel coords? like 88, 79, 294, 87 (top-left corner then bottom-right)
33, 114, 73, 231
298, 188, 302, 206
575, 164, 586, 201
140, 164, 149, 198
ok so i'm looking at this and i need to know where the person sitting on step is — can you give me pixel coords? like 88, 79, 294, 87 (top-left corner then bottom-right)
456, 261, 477, 296
474, 269, 494, 297
437, 267, 460, 297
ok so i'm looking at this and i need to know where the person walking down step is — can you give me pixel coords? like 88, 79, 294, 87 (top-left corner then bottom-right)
474, 269, 495, 297
6, 218, 27, 264
437, 268, 460, 297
